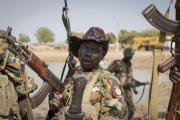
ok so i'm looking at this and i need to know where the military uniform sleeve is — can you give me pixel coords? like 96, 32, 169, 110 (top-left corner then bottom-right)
106, 61, 117, 73
99, 73, 128, 120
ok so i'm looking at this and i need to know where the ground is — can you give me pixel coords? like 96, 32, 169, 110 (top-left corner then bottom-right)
33, 49, 172, 68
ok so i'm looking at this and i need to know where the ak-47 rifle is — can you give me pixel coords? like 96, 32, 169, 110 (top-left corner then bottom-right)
60, 0, 74, 81
0, 27, 65, 110
124, 81, 150, 104
142, 1, 180, 119
126, 81, 150, 95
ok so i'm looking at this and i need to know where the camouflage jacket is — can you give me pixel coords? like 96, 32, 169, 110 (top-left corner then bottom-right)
0, 34, 37, 120
0, 39, 37, 97
55, 66, 129, 120
106, 60, 133, 88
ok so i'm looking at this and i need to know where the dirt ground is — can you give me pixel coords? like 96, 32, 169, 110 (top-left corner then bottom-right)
33, 49, 172, 68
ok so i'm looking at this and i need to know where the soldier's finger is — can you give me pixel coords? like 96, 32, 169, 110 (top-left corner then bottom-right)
173, 71, 180, 77
49, 100, 59, 109
170, 73, 180, 82
54, 94, 61, 101
169, 76, 177, 83
51, 98, 61, 106
174, 67, 178, 71
85, 111, 92, 120
59, 94, 63, 99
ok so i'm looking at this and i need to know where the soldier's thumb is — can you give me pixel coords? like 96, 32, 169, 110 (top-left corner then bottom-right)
85, 111, 92, 120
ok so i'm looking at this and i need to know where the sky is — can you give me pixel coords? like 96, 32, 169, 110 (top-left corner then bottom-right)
0, 0, 176, 43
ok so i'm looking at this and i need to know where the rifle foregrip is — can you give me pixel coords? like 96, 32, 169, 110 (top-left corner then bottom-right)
28, 53, 46, 77
158, 56, 178, 73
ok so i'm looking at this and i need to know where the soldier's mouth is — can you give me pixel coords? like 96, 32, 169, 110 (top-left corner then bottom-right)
82, 58, 91, 65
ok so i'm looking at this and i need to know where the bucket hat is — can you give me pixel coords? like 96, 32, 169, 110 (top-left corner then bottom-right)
69, 27, 109, 58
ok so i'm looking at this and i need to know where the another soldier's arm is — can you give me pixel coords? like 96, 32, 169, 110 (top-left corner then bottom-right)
106, 61, 117, 73
99, 74, 128, 120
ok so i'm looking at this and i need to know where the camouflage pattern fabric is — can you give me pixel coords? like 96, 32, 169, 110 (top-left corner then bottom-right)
106, 60, 134, 120
52, 66, 129, 120
123, 48, 135, 57
82, 27, 107, 42
0, 38, 37, 119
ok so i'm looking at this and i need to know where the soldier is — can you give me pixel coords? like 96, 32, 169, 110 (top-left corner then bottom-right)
106, 47, 141, 120
47, 27, 129, 120
0, 29, 37, 120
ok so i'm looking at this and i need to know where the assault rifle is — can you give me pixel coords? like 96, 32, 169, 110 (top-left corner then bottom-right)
124, 80, 150, 105
0, 27, 65, 109
125, 81, 150, 95
142, 2, 180, 119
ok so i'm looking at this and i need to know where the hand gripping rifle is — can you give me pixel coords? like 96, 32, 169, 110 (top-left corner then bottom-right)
125, 81, 150, 104
0, 27, 65, 110
142, 1, 180, 119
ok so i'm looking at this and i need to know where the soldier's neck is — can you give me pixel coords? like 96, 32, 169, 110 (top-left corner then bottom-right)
82, 66, 99, 72
123, 58, 130, 63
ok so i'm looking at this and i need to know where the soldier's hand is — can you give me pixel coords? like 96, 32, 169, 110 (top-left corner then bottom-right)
67, 52, 77, 75
85, 111, 92, 120
49, 93, 63, 112
135, 81, 141, 87
169, 67, 180, 83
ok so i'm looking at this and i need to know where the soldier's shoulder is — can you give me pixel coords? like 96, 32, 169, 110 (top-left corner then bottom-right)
112, 60, 123, 65
101, 69, 121, 85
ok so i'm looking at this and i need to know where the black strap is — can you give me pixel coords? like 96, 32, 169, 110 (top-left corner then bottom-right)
60, 54, 69, 82
125, 85, 146, 105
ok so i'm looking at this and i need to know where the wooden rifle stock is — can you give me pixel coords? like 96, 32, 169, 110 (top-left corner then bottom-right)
167, 82, 180, 120
158, 54, 179, 73
28, 53, 46, 77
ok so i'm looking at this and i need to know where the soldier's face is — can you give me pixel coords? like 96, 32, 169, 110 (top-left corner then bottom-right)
78, 41, 103, 72
124, 56, 132, 62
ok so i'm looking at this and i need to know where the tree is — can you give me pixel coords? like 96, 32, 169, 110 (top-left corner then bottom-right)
35, 27, 54, 43
18, 33, 31, 43
140, 29, 160, 37
106, 32, 116, 44
118, 29, 132, 44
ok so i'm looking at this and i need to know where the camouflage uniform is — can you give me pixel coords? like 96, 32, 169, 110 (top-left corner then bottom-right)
106, 48, 135, 120
0, 34, 37, 120
51, 66, 129, 120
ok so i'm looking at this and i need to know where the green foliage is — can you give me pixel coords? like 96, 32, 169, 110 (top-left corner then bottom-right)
106, 32, 116, 44
118, 29, 159, 44
139, 29, 160, 37
18, 33, 31, 43
35, 27, 54, 43
118, 29, 134, 44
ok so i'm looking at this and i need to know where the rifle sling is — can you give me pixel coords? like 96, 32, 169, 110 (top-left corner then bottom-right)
60, 54, 69, 82
148, 0, 173, 119
125, 85, 146, 105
